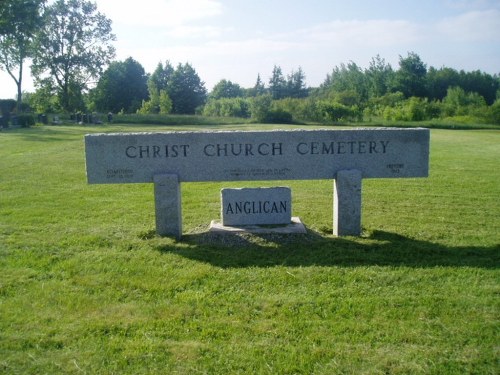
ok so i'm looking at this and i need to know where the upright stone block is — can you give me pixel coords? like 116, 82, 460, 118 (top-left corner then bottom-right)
154, 174, 181, 238
334, 170, 362, 236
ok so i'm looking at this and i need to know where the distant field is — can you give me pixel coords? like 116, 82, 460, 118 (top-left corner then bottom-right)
1, 124, 499, 374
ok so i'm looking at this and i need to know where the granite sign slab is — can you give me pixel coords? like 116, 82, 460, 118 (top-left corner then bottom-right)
221, 187, 292, 226
85, 128, 429, 184
84, 128, 430, 238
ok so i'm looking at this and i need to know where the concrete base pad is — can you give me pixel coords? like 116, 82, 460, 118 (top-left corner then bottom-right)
209, 217, 307, 234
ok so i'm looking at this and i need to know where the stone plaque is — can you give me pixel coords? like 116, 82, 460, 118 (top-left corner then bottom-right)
221, 187, 292, 226
85, 128, 429, 184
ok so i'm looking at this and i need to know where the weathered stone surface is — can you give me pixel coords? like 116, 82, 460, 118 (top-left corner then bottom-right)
334, 169, 362, 236
154, 174, 181, 238
85, 128, 429, 184
221, 187, 291, 226
209, 217, 307, 234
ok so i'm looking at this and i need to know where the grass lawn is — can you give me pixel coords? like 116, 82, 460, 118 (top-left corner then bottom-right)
1, 123, 499, 374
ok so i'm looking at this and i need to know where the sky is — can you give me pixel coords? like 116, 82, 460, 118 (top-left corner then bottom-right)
1, 0, 500, 99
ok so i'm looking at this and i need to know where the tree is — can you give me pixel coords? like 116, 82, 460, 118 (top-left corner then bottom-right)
158, 90, 172, 114
426, 66, 460, 101
209, 79, 243, 99
92, 57, 148, 113
269, 65, 287, 99
286, 67, 307, 98
31, 0, 115, 112
168, 63, 206, 114
366, 54, 393, 98
24, 82, 59, 113
393, 52, 427, 98
321, 62, 369, 105
251, 73, 266, 96
149, 61, 174, 93
138, 61, 175, 114
0, 0, 45, 111
458, 70, 499, 105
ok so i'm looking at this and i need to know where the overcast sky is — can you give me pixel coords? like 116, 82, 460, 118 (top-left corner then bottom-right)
1, 0, 499, 99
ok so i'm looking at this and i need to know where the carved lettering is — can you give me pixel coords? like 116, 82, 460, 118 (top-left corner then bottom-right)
225, 200, 289, 215
125, 144, 189, 158
204, 143, 283, 157
296, 140, 389, 155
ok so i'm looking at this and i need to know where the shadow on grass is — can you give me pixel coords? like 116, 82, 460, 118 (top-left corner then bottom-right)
155, 229, 500, 269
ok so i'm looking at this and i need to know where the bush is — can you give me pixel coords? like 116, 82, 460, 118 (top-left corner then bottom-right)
265, 109, 293, 123
488, 100, 500, 124
17, 114, 35, 127
320, 101, 360, 122
271, 98, 323, 123
250, 94, 272, 122
383, 97, 441, 121
203, 98, 250, 118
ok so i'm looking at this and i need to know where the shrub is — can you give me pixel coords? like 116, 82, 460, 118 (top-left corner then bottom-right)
203, 98, 250, 118
265, 109, 293, 123
320, 101, 360, 122
250, 94, 272, 122
17, 114, 35, 127
271, 98, 323, 123
488, 100, 500, 124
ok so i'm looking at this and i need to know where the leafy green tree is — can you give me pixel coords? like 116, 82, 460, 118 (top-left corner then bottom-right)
366, 54, 393, 98
249, 73, 266, 97
31, 0, 115, 112
149, 61, 174, 93
321, 62, 368, 105
24, 78, 59, 113
168, 63, 206, 114
286, 67, 308, 98
158, 90, 173, 114
138, 61, 174, 114
209, 79, 243, 99
458, 70, 499, 105
0, 0, 45, 111
426, 66, 460, 101
393, 52, 427, 98
92, 57, 148, 113
269, 65, 287, 99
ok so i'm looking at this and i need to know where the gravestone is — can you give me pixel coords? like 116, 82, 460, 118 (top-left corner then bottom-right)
221, 187, 291, 226
85, 128, 429, 238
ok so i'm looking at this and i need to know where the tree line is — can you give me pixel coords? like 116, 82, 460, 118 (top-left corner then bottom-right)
202, 53, 500, 125
1, 0, 499, 125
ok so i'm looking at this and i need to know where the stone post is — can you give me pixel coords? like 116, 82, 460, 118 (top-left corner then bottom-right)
333, 169, 362, 236
154, 174, 182, 238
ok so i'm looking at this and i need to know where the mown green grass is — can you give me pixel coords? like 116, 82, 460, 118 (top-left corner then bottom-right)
1, 124, 499, 374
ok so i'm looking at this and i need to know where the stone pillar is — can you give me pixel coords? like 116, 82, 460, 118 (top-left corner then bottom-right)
154, 174, 182, 238
333, 169, 362, 236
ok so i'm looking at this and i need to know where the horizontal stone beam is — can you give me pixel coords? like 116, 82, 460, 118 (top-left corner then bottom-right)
85, 128, 429, 184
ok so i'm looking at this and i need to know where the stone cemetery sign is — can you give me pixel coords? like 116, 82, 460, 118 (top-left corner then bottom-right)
221, 187, 292, 226
85, 128, 429, 238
